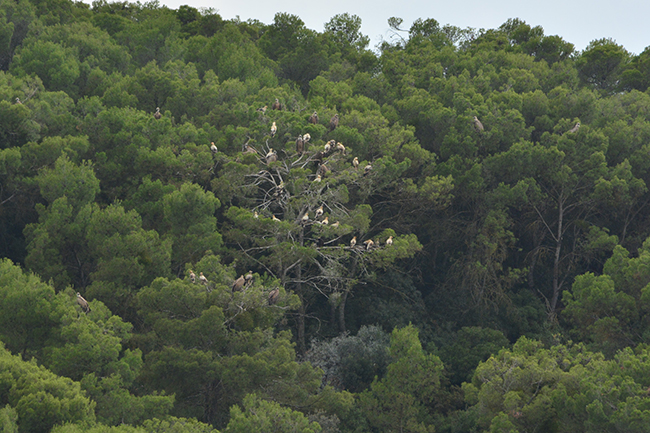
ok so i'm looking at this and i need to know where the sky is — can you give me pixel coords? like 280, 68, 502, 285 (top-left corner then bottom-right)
148, 0, 650, 55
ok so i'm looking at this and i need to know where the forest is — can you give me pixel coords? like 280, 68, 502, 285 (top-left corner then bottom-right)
1, 0, 650, 431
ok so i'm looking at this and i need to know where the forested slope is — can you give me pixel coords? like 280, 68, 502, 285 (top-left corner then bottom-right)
2, 0, 650, 431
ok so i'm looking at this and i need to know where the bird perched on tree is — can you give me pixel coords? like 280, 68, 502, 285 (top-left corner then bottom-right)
243, 142, 256, 154
567, 122, 580, 134
245, 270, 254, 285
329, 114, 339, 131
296, 135, 304, 154
314, 174, 322, 182
309, 111, 319, 124
386, 236, 393, 246
364, 239, 374, 250
76, 292, 91, 313
352, 157, 359, 169
210, 142, 218, 153
324, 140, 333, 154
336, 142, 346, 154
315, 205, 324, 219
302, 212, 309, 224
232, 275, 245, 292
257, 105, 267, 113
303, 133, 311, 143
270, 122, 277, 137
321, 216, 329, 225
317, 164, 329, 178
266, 149, 277, 164
350, 236, 357, 248
268, 288, 280, 305
154, 107, 162, 119
272, 98, 281, 110
331, 221, 339, 228
189, 270, 196, 283
15, 97, 22, 104
364, 164, 372, 176
272, 215, 281, 222
254, 211, 259, 218
473, 115, 484, 133
199, 272, 208, 285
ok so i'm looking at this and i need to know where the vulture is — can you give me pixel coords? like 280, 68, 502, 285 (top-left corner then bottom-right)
303, 133, 311, 143
315, 205, 324, 219
314, 174, 322, 182
272, 215, 281, 222
268, 288, 280, 305
245, 270, 254, 284
317, 164, 329, 178
232, 275, 246, 292
364, 239, 374, 250
321, 216, 329, 225
302, 212, 309, 224
76, 292, 91, 313
15, 97, 22, 104
199, 272, 208, 285
254, 211, 259, 219
270, 121, 277, 137
567, 122, 581, 134
266, 149, 277, 164
386, 236, 393, 246
324, 141, 332, 154
296, 135, 304, 154
189, 270, 196, 283
210, 142, 218, 153
350, 236, 357, 248
272, 98, 281, 110
243, 143, 256, 154
309, 111, 319, 124
331, 221, 339, 228
364, 164, 372, 176
352, 157, 359, 169
473, 116, 484, 132
257, 105, 267, 113
154, 107, 162, 119
329, 114, 339, 131
336, 142, 346, 154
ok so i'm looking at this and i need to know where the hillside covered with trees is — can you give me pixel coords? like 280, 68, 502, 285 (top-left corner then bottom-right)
2, 0, 650, 431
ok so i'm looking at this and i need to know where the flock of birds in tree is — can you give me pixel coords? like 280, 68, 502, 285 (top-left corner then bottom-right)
72, 107, 582, 314
242, 98, 392, 254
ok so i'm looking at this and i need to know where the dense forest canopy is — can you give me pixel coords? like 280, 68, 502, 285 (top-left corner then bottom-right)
2, 0, 650, 431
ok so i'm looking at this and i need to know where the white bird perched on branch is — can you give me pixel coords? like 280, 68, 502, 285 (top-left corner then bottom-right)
210, 142, 218, 153
567, 122, 580, 134
473, 115, 484, 132
76, 292, 91, 313
270, 121, 277, 137
199, 272, 208, 285
315, 205, 324, 219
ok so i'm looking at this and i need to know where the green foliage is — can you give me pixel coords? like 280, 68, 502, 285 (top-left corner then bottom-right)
358, 325, 443, 433
0, 342, 96, 433
2, 3, 650, 431
465, 337, 650, 433
225, 394, 321, 433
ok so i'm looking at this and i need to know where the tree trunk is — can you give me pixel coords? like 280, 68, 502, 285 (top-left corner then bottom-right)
338, 289, 348, 333
549, 198, 564, 319
296, 227, 306, 353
